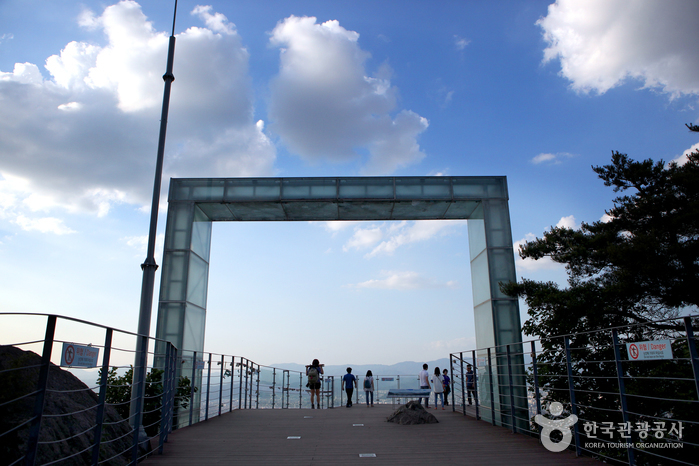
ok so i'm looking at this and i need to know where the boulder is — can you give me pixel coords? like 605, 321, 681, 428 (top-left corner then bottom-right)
0, 346, 137, 465
386, 400, 439, 425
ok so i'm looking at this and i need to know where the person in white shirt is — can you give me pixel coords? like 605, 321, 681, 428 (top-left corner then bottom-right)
363, 370, 375, 407
432, 367, 445, 410
418, 363, 431, 407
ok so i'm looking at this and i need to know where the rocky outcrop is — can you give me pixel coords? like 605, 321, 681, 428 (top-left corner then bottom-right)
0, 346, 136, 465
386, 400, 439, 425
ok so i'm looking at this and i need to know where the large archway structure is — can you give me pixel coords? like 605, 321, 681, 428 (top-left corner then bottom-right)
155, 176, 523, 422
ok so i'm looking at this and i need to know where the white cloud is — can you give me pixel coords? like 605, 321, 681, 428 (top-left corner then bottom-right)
531, 152, 574, 164
13, 215, 75, 235
670, 142, 699, 166
454, 35, 471, 51
268, 16, 428, 174
515, 215, 578, 272
538, 0, 699, 97
343, 226, 383, 251
122, 233, 164, 260
556, 215, 578, 229
0, 1, 274, 226
347, 270, 458, 290
365, 220, 459, 258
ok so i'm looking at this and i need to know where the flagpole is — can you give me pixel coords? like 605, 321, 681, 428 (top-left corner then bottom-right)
131, 0, 178, 455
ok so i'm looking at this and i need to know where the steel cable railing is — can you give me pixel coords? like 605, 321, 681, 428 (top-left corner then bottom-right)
450, 314, 699, 466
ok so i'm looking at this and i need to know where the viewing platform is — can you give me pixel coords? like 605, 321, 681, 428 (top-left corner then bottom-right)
141, 405, 598, 465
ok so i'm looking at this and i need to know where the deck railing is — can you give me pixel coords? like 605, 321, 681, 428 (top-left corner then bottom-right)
0, 312, 423, 465
450, 314, 699, 466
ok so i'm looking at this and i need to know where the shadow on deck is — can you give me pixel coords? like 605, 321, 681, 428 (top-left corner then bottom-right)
142, 405, 599, 465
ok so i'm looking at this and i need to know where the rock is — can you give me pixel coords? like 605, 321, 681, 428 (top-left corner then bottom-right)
0, 346, 137, 465
386, 400, 439, 425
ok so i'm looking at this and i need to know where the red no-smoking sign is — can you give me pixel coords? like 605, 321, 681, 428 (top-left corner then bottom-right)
629, 343, 639, 360
64, 344, 75, 365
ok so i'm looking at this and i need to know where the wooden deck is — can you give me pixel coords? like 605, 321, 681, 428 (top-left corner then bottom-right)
142, 405, 599, 465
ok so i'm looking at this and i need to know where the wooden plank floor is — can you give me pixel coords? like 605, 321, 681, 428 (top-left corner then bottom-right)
142, 405, 599, 465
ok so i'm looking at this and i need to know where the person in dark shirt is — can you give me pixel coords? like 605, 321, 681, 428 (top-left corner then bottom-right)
342, 367, 357, 407
442, 368, 451, 406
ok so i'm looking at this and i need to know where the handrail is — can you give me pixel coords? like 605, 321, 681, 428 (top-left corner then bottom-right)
449, 314, 699, 466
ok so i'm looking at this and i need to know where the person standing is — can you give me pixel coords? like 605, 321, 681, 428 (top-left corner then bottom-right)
363, 370, 375, 407
306, 359, 324, 409
466, 364, 475, 405
418, 363, 430, 407
432, 367, 445, 410
343, 367, 357, 407
442, 368, 451, 406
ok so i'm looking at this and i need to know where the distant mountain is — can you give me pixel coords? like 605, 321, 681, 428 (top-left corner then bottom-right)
269, 358, 451, 377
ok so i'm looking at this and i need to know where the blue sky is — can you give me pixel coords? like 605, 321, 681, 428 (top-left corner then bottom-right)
1, 0, 698, 367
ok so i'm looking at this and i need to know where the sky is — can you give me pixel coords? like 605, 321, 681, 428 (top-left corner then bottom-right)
1, 0, 698, 368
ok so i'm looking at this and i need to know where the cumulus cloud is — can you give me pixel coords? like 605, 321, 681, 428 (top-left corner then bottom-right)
268, 16, 428, 174
0, 1, 274, 231
670, 142, 699, 166
538, 0, 699, 97
346, 270, 458, 290
515, 216, 578, 271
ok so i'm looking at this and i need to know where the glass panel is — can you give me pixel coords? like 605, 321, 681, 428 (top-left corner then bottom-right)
191, 181, 225, 201
165, 203, 193, 250
468, 219, 486, 258
191, 206, 212, 261
470, 251, 491, 306
443, 201, 480, 219
224, 178, 281, 200
395, 177, 451, 199
282, 201, 339, 220
155, 302, 184, 350
493, 300, 521, 346
183, 305, 206, 354
489, 249, 516, 299
197, 203, 236, 221
338, 178, 394, 199
391, 201, 451, 219
281, 178, 337, 199
187, 253, 209, 309
227, 202, 286, 221
338, 201, 394, 220
474, 301, 495, 348
160, 251, 187, 301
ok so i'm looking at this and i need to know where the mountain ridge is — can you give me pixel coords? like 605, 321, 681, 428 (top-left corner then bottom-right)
269, 358, 451, 377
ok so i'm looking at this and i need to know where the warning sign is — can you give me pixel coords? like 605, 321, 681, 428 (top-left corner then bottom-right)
60, 343, 100, 367
626, 340, 673, 361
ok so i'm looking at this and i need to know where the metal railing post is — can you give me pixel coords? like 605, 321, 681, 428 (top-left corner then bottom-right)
218, 355, 224, 416
449, 354, 456, 412
684, 317, 699, 401
487, 347, 495, 426
612, 330, 636, 465
272, 368, 276, 409
131, 334, 149, 465
564, 336, 581, 456
256, 365, 260, 409
530, 341, 542, 433
472, 350, 480, 420
158, 343, 172, 454
189, 352, 196, 427
91, 327, 112, 465
205, 353, 212, 420
229, 357, 235, 413
507, 344, 517, 433
299, 372, 302, 408
238, 359, 244, 410
459, 352, 466, 415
